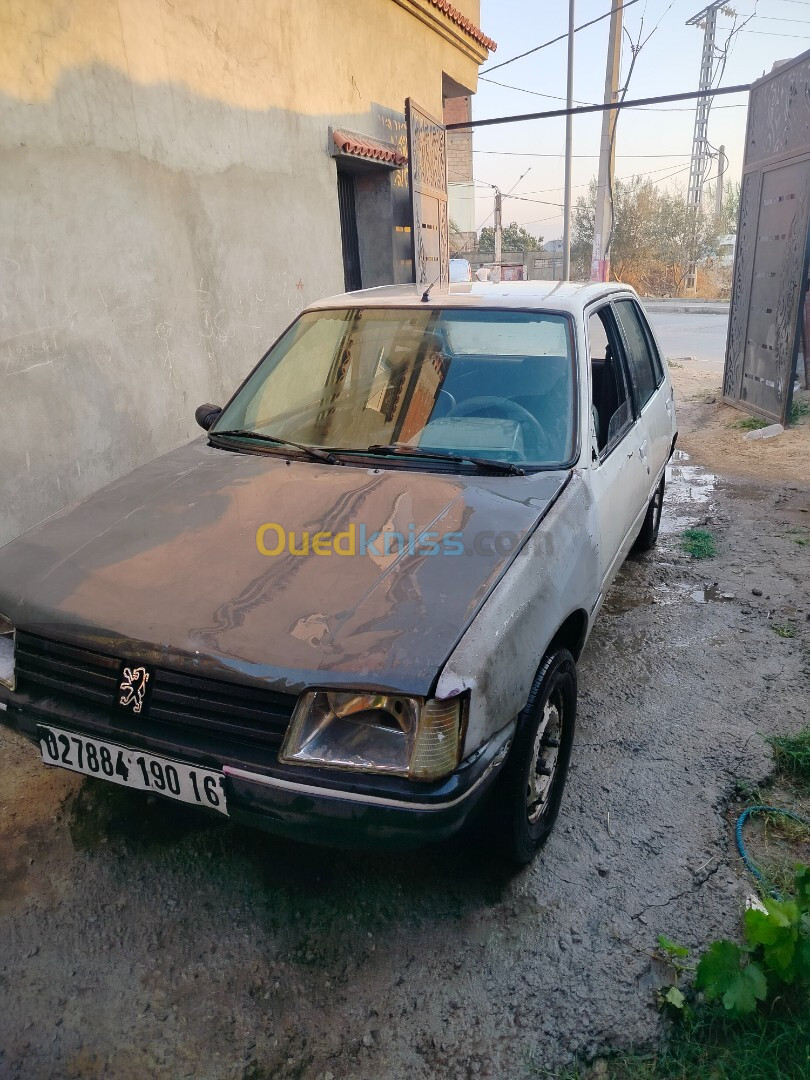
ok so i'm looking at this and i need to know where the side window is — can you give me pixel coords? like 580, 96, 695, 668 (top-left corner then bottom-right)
614, 299, 659, 409
588, 306, 632, 456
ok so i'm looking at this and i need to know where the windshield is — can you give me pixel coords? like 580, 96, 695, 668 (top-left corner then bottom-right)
213, 307, 576, 467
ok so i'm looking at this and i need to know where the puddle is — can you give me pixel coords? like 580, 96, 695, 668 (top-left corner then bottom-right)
660, 450, 718, 536
603, 578, 736, 615
691, 583, 735, 604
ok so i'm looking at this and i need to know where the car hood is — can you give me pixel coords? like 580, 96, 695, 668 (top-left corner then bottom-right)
0, 440, 569, 697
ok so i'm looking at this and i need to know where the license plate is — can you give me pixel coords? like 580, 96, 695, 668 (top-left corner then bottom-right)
38, 725, 228, 815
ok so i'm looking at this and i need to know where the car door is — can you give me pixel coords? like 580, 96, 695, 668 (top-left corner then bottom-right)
613, 296, 673, 486
586, 302, 652, 588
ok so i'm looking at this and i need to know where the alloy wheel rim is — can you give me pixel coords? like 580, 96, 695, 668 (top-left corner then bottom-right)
527, 688, 563, 824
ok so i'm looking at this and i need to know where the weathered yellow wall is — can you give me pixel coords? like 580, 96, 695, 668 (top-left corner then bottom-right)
0, 0, 489, 545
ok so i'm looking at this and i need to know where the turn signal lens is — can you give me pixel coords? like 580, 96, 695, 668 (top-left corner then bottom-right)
410, 698, 462, 780
280, 690, 465, 781
0, 614, 15, 691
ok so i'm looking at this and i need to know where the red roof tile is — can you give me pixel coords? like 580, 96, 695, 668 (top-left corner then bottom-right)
332, 130, 408, 168
425, 0, 496, 52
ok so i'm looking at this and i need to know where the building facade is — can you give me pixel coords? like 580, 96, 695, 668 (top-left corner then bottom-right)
0, 0, 494, 545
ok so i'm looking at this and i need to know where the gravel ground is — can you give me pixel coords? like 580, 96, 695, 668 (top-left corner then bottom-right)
2, 455, 809, 1079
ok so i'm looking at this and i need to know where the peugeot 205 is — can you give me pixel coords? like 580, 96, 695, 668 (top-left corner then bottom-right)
0, 282, 676, 864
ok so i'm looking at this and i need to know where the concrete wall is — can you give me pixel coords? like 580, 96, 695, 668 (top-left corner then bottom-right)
0, 0, 489, 546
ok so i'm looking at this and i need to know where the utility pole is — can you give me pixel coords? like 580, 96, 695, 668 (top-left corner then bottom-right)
562, 0, 575, 281
494, 187, 503, 281
591, 0, 623, 282
685, 1, 725, 292
715, 143, 726, 221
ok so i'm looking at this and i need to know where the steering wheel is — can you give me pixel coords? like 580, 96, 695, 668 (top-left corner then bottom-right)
445, 396, 548, 457
437, 388, 456, 415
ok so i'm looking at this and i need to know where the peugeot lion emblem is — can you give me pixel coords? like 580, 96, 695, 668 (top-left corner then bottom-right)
118, 665, 150, 714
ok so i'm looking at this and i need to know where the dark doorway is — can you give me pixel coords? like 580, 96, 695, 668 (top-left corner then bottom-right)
337, 171, 362, 291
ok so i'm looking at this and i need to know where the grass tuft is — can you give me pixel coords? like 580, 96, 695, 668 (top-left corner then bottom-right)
784, 528, 809, 547
571, 1005, 810, 1079
790, 399, 810, 424
771, 623, 797, 639
731, 416, 769, 431
768, 727, 810, 783
681, 528, 717, 559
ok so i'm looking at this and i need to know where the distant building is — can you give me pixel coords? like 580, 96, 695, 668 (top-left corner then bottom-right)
716, 234, 737, 269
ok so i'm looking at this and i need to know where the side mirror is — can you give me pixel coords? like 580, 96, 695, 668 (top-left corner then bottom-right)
195, 403, 222, 431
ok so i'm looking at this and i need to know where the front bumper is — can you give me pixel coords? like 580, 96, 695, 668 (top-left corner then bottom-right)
0, 688, 512, 849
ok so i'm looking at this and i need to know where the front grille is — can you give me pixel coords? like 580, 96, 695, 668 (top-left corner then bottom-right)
14, 631, 295, 749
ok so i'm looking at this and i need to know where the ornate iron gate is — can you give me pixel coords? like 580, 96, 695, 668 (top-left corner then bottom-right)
723, 51, 810, 424
405, 99, 449, 288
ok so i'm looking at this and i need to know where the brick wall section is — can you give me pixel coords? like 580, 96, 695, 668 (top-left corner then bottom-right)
443, 94, 472, 184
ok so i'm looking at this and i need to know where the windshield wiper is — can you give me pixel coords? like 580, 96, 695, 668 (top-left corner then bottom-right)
210, 429, 339, 465
362, 444, 525, 476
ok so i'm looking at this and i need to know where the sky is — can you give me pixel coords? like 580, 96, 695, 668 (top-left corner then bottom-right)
465, 0, 810, 243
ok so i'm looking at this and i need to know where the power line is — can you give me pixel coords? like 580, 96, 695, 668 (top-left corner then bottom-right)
456, 162, 695, 209
472, 150, 690, 157
726, 27, 810, 36
479, 73, 747, 112
448, 82, 750, 131
451, 160, 699, 200
480, 0, 642, 76
750, 13, 810, 22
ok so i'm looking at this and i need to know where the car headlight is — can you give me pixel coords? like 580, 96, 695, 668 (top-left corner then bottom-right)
279, 689, 466, 781
0, 614, 14, 691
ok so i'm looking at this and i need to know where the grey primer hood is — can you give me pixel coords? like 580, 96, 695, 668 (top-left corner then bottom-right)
0, 441, 569, 697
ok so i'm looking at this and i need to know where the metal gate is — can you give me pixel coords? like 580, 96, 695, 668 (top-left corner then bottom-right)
723, 50, 810, 424
405, 99, 449, 288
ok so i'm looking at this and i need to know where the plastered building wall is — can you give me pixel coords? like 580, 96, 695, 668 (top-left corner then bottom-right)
0, 0, 487, 545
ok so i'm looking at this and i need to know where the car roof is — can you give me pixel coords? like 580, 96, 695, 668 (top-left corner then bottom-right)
305, 280, 636, 316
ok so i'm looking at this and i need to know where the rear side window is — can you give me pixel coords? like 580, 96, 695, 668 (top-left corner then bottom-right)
614, 299, 659, 409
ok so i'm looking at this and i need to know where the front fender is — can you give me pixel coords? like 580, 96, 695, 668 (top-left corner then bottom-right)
435, 471, 600, 756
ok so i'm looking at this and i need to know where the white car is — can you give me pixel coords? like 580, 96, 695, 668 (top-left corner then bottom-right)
0, 281, 676, 864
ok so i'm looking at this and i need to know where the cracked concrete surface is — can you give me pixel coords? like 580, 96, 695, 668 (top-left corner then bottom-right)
1, 458, 809, 1078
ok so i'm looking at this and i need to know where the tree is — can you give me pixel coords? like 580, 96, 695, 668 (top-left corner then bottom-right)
571, 177, 722, 296
478, 221, 540, 253
723, 180, 741, 233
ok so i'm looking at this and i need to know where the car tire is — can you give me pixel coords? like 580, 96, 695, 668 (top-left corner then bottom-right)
632, 474, 665, 554
488, 648, 577, 866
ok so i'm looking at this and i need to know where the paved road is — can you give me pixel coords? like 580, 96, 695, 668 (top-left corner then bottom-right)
647, 311, 729, 370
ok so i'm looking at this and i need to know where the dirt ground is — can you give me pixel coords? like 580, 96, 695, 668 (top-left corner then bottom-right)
669, 358, 810, 487
1, 375, 810, 1079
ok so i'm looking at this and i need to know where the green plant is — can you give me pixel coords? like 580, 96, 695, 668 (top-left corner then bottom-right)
771, 623, 796, 639
790, 399, 810, 424
784, 528, 809, 547
731, 416, 768, 431
681, 528, 717, 559
694, 865, 810, 1019
576, 1008, 810, 1079
768, 727, 810, 783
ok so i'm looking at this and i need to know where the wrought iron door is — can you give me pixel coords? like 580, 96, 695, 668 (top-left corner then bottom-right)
405, 99, 449, 288
723, 50, 810, 423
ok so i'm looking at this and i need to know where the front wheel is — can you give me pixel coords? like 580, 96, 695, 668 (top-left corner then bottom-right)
632, 474, 665, 554
488, 649, 577, 866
